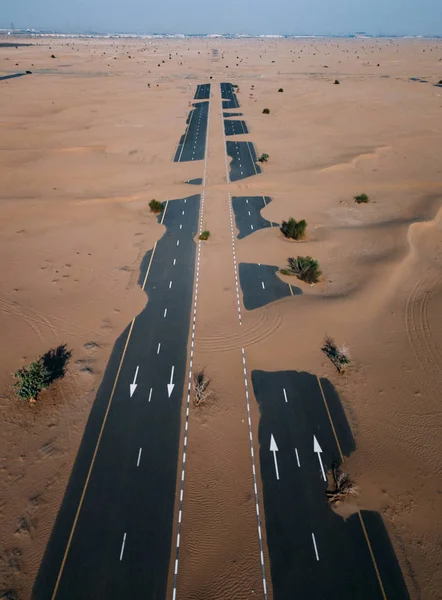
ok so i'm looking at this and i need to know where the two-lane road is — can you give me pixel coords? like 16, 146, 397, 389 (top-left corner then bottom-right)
252, 370, 410, 600
33, 196, 200, 600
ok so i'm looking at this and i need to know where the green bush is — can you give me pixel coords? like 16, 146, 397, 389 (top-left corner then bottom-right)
258, 153, 269, 163
354, 193, 369, 204
334, 79, 340, 85
262, 108, 270, 114
280, 218, 307, 240
280, 256, 321, 284
278, 88, 284, 92
149, 199, 163, 213
51, 54, 56, 59
14, 361, 51, 403
199, 231, 210, 240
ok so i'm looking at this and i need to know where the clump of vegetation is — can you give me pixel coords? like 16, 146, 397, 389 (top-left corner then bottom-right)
326, 463, 358, 504
280, 256, 321, 284
14, 361, 50, 403
354, 193, 369, 204
262, 108, 270, 114
258, 153, 269, 163
193, 370, 211, 406
14, 345, 72, 403
51, 54, 56, 59
280, 218, 307, 240
199, 230, 210, 240
334, 79, 340, 85
278, 88, 284, 92
321, 335, 350, 373
149, 199, 163, 213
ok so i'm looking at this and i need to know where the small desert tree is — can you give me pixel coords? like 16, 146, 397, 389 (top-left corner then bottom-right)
14, 360, 50, 403
278, 88, 284, 92
354, 193, 369, 204
326, 463, 358, 504
280, 256, 321, 284
280, 218, 307, 240
193, 370, 211, 406
258, 153, 269, 163
334, 79, 340, 85
321, 335, 350, 373
149, 199, 163, 213
262, 108, 270, 114
199, 230, 210, 240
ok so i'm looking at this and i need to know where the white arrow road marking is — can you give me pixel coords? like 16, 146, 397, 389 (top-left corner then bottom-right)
167, 365, 175, 397
130, 366, 139, 397
295, 448, 301, 467
283, 388, 288, 403
270, 434, 280, 480
137, 448, 142, 467
312, 533, 320, 561
313, 435, 327, 481
120, 533, 127, 561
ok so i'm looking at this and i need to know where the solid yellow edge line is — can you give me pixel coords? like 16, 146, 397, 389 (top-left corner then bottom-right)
316, 376, 388, 599
358, 511, 388, 600
178, 104, 196, 162
246, 141, 258, 175
316, 376, 344, 462
51, 316, 136, 600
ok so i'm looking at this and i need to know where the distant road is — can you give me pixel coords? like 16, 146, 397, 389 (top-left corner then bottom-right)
220, 82, 240, 109
194, 83, 210, 99
32, 196, 200, 600
174, 101, 209, 162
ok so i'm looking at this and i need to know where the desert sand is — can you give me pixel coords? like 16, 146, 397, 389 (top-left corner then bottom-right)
0, 36, 441, 599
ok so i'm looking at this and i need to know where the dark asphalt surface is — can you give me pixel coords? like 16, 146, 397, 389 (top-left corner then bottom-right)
239, 263, 300, 310
32, 196, 200, 600
223, 112, 243, 117
226, 140, 262, 181
252, 370, 409, 600
220, 82, 240, 109
232, 196, 279, 238
224, 118, 249, 136
194, 83, 211, 99
174, 100, 209, 162
185, 177, 203, 185
0, 71, 30, 81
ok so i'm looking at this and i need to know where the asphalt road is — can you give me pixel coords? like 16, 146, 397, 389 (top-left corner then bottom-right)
252, 370, 410, 600
223, 112, 243, 117
0, 72, 30, 81
32, 195, 200, 600
239, 263, 300, 310
220, 81, 240, 109
174, 100, 209, 162
226, 140, 261, 181
224, 118, 249, 136
194, 83, 211, 99
232, 196, 279, 239
185, 177, 203, 185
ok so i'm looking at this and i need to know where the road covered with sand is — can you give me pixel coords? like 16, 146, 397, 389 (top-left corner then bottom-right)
0, 36, 441, 600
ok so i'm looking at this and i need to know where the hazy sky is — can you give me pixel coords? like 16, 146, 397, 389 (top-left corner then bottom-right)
3, 0, 442, 36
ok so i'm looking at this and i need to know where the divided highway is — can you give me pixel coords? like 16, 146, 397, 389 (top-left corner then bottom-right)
252, 370, 409, 600
33, 196, 200, 599
174, 99, 209, 162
